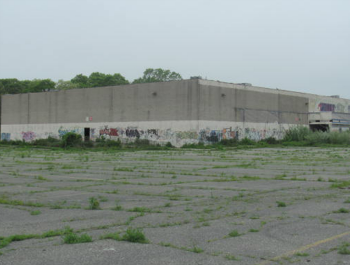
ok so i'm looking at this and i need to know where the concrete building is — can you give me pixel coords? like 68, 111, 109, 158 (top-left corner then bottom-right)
1, 79, 350, 146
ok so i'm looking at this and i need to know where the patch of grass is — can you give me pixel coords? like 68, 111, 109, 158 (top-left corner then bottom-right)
0, 196, 44, 208
190, 246, 204, 253
333, 208, 349, 213
338, 242, 350, 255
295, 252, 309, 257
114, 167, 133, 172
63, 232, 92, 244
30, 210, 41, 215
276, 201, 286, 207
344, 198, 350, 203
128, 207, 151, 213
331, 180, 350, 189
0, 227, 73, 249
228, 230, 241, 237
249, 229, 259, 232
0, 234, 39, 249
121, 228, 148, 243
35, 176, 47, 181
88, 197, 101, 210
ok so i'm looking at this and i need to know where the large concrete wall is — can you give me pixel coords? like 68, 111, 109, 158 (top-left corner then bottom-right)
3, 79, 346, 145
2, 80, 199, 125
198, 82, 309, 124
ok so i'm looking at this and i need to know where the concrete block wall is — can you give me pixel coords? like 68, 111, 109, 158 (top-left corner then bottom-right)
2, 79, 347, 146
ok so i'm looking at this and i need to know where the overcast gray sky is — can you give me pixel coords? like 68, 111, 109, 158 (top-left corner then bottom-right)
0, 0, 349, 98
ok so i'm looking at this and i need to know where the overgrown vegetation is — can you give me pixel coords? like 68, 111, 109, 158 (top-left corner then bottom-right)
1, 126, 350, 151
0, 226, 75, 249
338, 242, 350, 255
101, 228, 148, 244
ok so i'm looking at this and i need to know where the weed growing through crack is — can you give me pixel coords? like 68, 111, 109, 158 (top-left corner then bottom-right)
277, 201, 286, 207
88, 197, 100, 210
333, 208, 349, 213
190, 246, 204, 253
30, 210, 41, 215
295, 252, 309, 257
338, 242, 350, 255
121, 228, 148, 243
228, 230, 241, 237
63, 232, 92, 244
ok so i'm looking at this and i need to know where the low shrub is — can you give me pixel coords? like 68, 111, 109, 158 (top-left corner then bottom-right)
88, 197, 100, 210
276, 201, 286, 207
121, 228, 148, 243
61, 132, 82, 148
283, 126, 310, 142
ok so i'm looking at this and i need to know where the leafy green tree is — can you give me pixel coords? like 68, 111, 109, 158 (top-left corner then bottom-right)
71, 72, 129, 88
71, 74, 89, 88
133, 68, 182, 84
55, 80, 79, 90
0, 79, 26, 94
88, 72, 129, 87
24, 79, 55, 93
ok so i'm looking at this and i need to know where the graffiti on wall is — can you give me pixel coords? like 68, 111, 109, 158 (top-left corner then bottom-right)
318, 103, 335, 112
58, 126, 82, 137
317, 102, 348, 113
29, 124, 287, 146
1, 133, 11, 141
94, 125, 285, 145
100, 126, 118, 137
22, 131, 35, 142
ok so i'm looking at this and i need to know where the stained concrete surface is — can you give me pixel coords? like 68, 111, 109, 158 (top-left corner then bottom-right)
0, 146, 350, 264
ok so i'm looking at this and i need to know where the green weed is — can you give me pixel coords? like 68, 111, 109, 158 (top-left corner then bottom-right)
88, 197, 100, 210
121, 228, 148, 243
63, 232, 92, 244
277, 201, 286, 207
228, 230, 241, 237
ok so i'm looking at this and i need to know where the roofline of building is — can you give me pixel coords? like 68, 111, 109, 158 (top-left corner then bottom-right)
1, 78, 349, 101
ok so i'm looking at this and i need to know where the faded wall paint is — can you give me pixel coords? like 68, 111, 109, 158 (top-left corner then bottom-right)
0, 120, 296, 147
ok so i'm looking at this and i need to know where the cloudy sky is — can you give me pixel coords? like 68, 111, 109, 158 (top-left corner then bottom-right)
0, 0, 349, 98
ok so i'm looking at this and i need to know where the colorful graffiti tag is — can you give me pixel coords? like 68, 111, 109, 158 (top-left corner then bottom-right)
318, 103, 335, 112
58, 127, 82, 137
55, 124, 286, 146
99, 127, 118, 137
22, 131, 35, 142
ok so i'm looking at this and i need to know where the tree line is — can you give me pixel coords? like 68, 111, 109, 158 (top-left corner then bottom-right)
0, 68, 182, 96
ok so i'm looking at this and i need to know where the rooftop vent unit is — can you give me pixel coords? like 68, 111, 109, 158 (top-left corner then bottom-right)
190, 76, 202, 79
331, 95, 340, 98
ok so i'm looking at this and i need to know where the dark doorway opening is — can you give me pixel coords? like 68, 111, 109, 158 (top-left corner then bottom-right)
84, 128, 90, 142
310, 124, 329, 132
